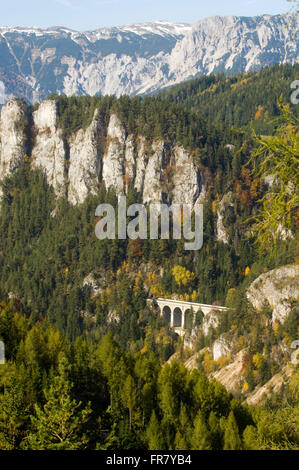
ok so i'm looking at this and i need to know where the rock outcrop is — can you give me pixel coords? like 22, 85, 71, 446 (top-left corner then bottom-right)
31, 100, 66, 197
246, 264, 299, 324
202, 310, 220, 336
68, 110, 101, 204
216, 191, 234, 244
142, 140, 164, 204
82, 273, 103, 297
210, 349, 247, 394
212, 335, 232, 361
102, 114, 127, 197
172, 146, 201, 205
0, 102, 205, 208
0, 100, 26, 196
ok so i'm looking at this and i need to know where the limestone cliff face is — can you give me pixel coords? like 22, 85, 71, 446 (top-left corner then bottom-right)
0, 100, 205, 207
68, 110, 101, 205
142, 140, 164, 204
0, 100, 26, 195
100, 113, 204, 205
246, 264, 299, 324
172, 146, 201, 205
216, 191, 234, 244
102, 114, 127, 197
31, 100, 66, 197
212, 335, 232, 361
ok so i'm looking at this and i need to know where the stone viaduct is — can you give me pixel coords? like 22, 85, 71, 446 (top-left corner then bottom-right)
148, 298, 228, 335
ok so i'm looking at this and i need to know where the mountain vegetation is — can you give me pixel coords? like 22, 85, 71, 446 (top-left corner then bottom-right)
159, 64, 299, 133
0, 64, 298, 450
0, 301, 298, 450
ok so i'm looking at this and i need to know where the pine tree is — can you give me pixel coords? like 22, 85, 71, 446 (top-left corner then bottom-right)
190, 411, 211, 450
146, 411, 164, 450
223, 410, 242, 450
174, 404, 191, 450
0, 368, 29, 450
208, 411, 222, 450
243, 425, 259, 450
24, 357, 91, 450
174, 431, 188, 450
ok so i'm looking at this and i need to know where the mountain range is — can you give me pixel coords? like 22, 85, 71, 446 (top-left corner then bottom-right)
0, 13, 298, 102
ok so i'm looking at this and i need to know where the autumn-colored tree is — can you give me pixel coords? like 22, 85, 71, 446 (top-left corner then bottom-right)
128, 238, 143, 260
254, 105, 263, 121
172, 265, 195, 291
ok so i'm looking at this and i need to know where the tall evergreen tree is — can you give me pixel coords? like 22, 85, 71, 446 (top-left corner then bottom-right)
0, 368, 30, 450
223, 411, 242, 450
146, 411, 165, 450
24, 357, 91, 450
190, 411, 211, 450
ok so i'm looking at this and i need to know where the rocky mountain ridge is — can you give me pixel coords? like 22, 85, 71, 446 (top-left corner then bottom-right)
0, 14, 298, 102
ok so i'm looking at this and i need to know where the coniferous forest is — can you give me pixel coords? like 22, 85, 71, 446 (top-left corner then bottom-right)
0, 63, 298, 451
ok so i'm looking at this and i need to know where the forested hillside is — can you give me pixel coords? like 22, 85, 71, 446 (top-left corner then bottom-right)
159, 64, 299, 133
1, 303, 298, 450
0, 64, 298, 450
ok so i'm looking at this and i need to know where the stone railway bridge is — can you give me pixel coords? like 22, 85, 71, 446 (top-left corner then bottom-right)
148, 298, 228, 335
